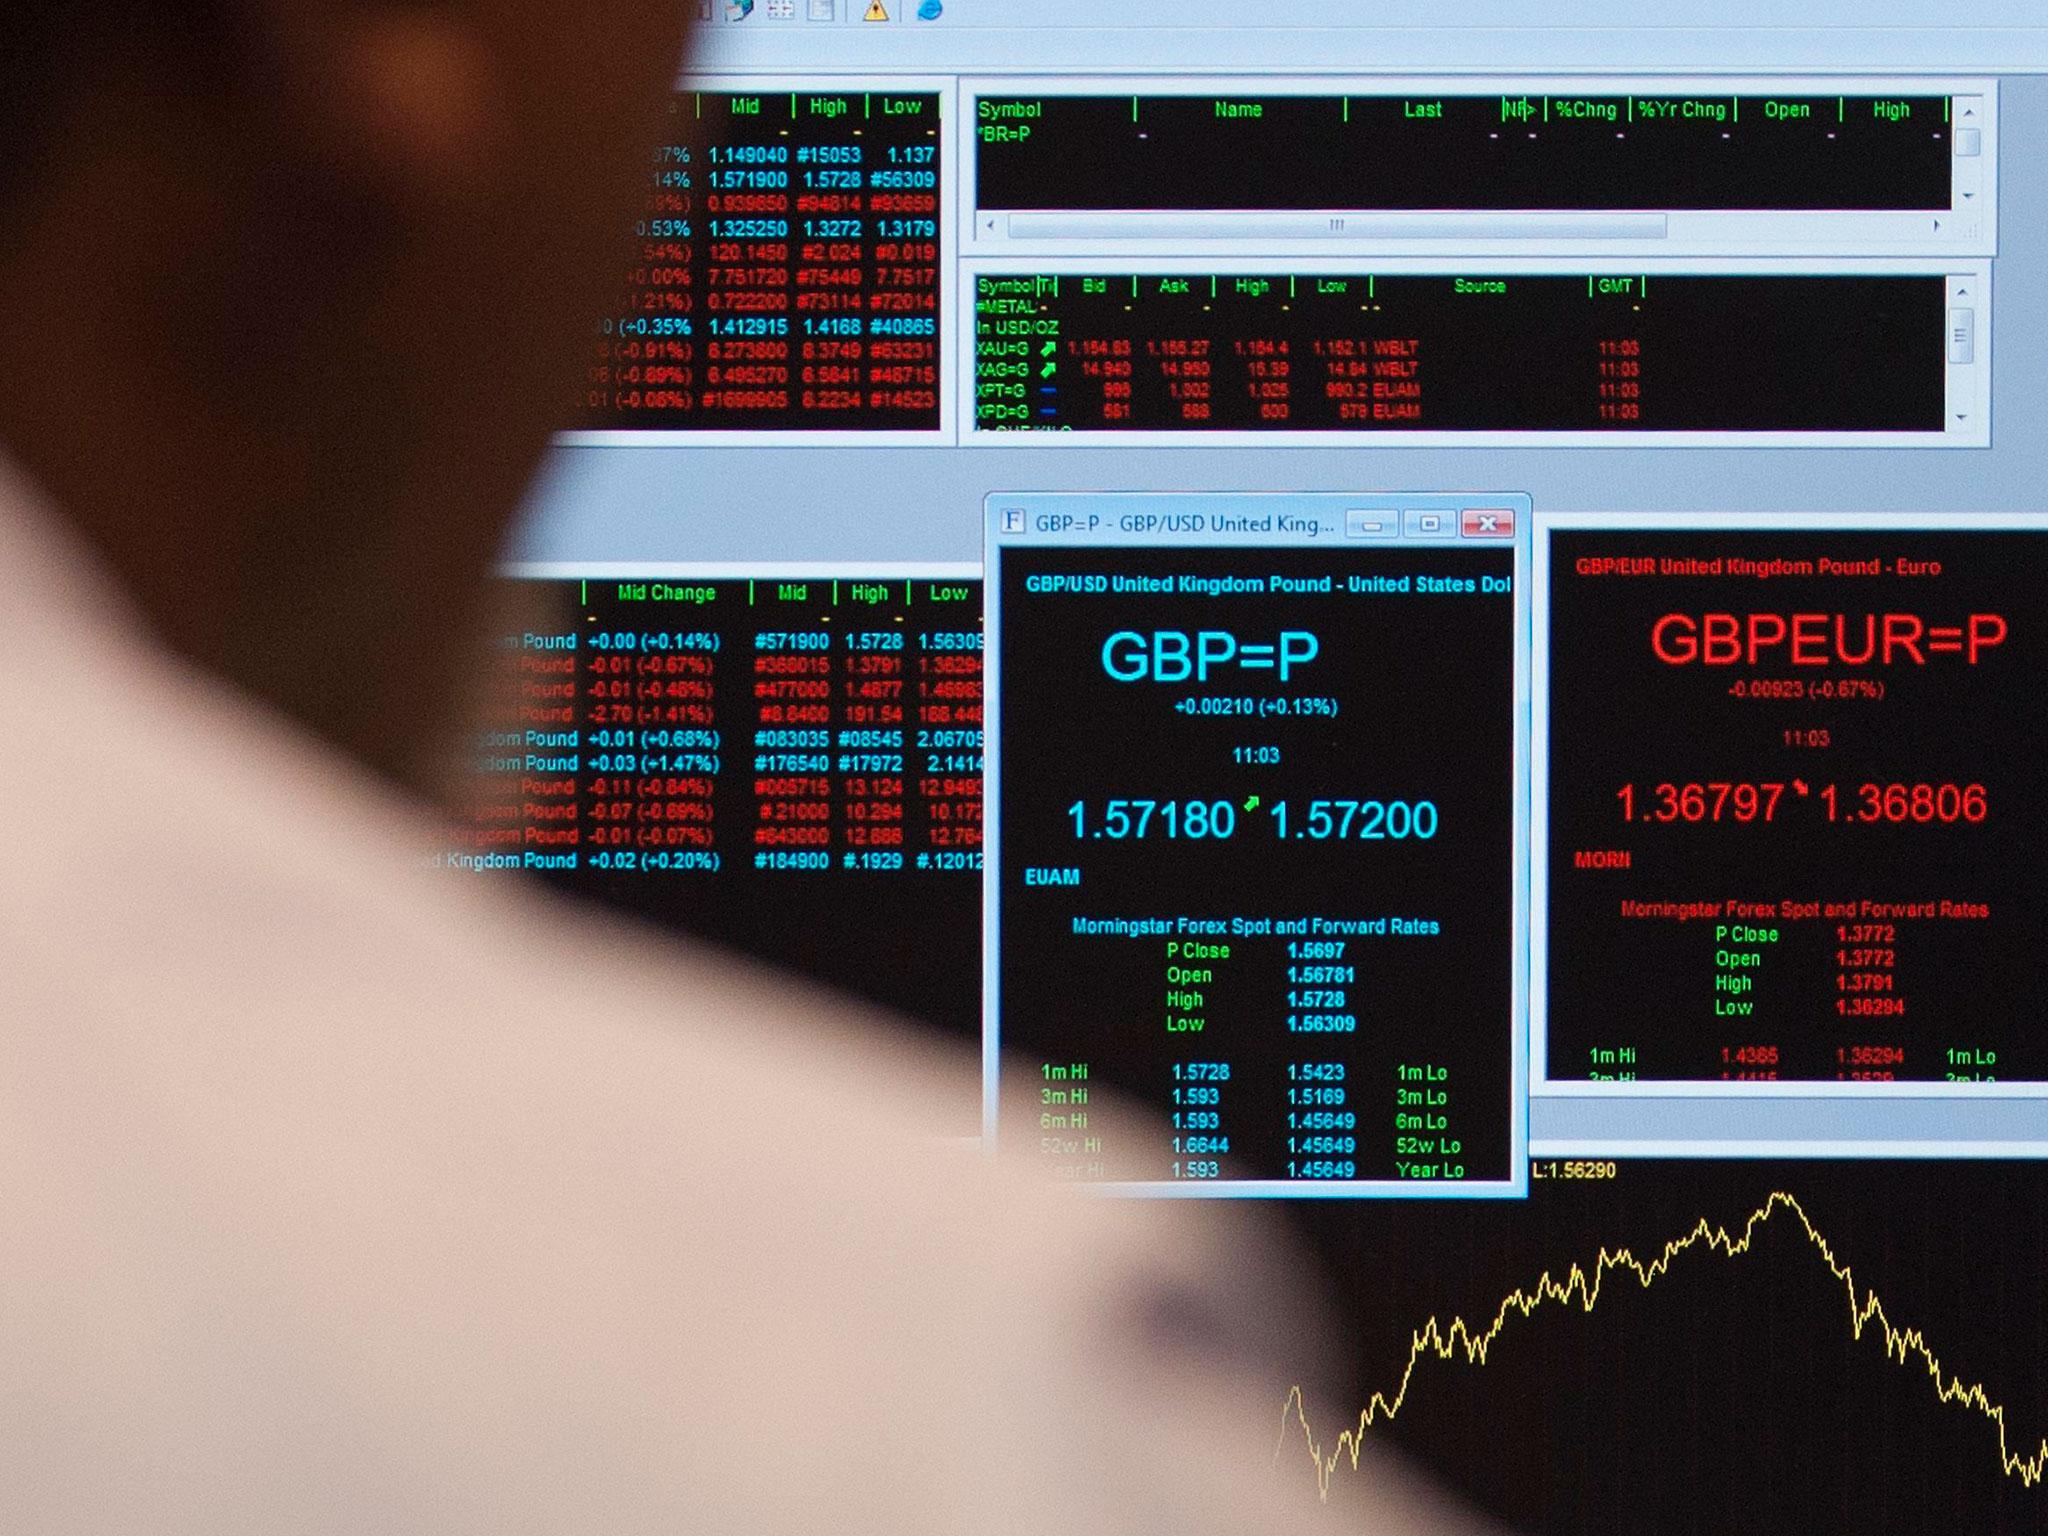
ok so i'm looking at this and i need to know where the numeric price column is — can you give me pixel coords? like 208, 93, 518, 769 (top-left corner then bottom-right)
991, 526, 1524, 1193
587, 91, 943, 431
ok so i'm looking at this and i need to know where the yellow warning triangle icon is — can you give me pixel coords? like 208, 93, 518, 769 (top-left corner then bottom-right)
863, 0, 888, 19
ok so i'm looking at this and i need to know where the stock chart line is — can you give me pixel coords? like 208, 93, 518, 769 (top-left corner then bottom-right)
1279, 1190, 2048, 1498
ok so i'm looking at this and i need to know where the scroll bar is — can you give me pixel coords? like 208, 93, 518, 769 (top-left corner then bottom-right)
998, 211, 1670, 241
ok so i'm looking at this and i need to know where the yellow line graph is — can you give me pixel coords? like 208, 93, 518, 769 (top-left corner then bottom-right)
1279, 1190, 2048, 1498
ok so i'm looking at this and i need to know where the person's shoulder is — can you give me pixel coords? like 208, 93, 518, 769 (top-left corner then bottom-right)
0, 617, 1366, 1535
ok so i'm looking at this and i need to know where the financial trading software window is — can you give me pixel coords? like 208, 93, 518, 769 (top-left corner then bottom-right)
985, 494, 1529, 1195
1535, 514, 2048, 1092
472, 6, 2048, 1525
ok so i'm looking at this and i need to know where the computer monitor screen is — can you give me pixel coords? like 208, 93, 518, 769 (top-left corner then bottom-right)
450, 4, 2048, 1526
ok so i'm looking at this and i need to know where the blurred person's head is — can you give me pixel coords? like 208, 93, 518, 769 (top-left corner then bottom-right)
0, 1, 689, 782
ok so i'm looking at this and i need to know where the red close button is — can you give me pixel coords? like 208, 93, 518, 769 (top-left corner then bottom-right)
1461, 507, 1516, 538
